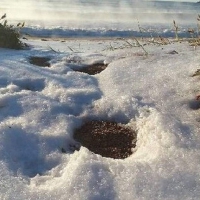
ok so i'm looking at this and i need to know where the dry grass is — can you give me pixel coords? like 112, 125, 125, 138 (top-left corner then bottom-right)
0, 13, 25, 49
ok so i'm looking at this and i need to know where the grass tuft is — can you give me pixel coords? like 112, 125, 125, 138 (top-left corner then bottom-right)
0, 13, 25, 49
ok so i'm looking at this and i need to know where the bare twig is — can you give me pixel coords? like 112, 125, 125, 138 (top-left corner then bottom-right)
48, 45, 60, 53
173, 20, 179, 41
134, 38, 148, 56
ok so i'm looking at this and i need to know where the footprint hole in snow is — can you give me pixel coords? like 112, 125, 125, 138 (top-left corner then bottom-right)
73, 63, 108, 75
73, 120, 137, 159
29, 56, 51, 67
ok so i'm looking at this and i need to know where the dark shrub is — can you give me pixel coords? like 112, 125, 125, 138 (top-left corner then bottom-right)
0, 14, 25, 49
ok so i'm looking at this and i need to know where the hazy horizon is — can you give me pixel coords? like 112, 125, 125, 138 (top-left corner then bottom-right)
1, 0, 199, 30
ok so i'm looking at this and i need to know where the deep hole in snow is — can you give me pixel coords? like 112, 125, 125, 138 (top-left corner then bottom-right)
73, 120, 137, 159
73, 63, 108, 75
29, 56, 51, 67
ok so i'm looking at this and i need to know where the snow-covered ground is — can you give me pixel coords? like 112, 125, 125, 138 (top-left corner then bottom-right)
0, 37, 200, 200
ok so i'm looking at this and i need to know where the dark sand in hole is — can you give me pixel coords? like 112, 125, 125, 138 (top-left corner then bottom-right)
74, 120, 137, 159
73, 63, 108, 75
29, 56, 51, 67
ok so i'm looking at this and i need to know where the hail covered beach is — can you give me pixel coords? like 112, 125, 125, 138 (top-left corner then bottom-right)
1, 1, 200, 199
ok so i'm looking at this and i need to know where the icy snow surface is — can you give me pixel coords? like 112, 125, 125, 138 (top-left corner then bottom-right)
0, 38, 200, 200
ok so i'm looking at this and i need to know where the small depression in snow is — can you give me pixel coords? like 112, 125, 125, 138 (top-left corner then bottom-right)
73, 63, 108, 75
64, 55, 108, 75
29, 56, 51, 67
73, 120, 137, 159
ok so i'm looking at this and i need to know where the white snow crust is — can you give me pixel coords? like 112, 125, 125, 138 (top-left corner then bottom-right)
0, 38, 200, 200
